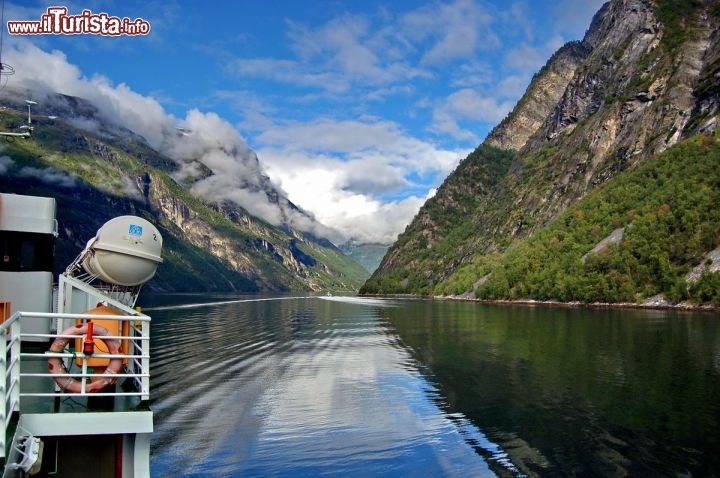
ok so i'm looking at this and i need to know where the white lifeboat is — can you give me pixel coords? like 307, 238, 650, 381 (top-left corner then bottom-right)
81, 216, 163, 286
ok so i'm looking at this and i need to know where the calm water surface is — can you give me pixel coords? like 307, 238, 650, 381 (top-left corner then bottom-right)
145, 295, 720, 477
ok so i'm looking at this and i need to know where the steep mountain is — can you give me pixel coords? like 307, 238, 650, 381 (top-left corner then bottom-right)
0, 93, 368, 293
338, 240, 390, 273
362, 0, 720, 305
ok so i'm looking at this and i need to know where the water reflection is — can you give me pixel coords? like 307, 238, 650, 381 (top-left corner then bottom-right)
149, 296, 506, 477
381, 301, 720, 476
147, 296, 720, 476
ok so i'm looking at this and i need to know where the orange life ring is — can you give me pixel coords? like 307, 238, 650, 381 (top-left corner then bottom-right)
48, 322, 123, 393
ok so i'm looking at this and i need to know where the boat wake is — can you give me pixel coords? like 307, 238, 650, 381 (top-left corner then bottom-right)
318, 295, 398, 307
144, 296, 314, 311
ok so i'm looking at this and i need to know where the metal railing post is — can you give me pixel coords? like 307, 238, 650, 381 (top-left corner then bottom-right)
141, 320, 150, 400
10, 321, 20, 414
0, 323, 7, 459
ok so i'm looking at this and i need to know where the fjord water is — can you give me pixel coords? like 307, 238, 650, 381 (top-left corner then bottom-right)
146, 296, 720, 477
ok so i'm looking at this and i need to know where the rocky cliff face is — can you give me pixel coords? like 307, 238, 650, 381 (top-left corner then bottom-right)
145, 171, 348, 291
363, 0, 720, 299
485, 40, 593, 151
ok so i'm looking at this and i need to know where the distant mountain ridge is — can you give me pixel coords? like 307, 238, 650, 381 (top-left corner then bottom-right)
361, 0, 720, 305
338, 241, 389, 273
0, 91, 368, 293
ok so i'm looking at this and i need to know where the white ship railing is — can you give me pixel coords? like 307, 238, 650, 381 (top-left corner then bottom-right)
0, 309, 151, 459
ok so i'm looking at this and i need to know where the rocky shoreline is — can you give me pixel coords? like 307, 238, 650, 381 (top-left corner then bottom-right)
359, 292, 719, 313
440, 294, 720, 313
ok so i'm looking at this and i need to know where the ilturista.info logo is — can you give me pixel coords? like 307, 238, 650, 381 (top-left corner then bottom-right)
7, 6, 151, 36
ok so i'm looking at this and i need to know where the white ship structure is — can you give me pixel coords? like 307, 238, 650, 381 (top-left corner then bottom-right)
0, 192, 163, 477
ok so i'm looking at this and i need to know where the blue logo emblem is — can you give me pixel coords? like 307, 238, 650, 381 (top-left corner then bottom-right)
128, 224, 143, 236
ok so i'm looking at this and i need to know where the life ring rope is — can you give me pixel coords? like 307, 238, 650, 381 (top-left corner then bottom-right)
47, 321, 123, 393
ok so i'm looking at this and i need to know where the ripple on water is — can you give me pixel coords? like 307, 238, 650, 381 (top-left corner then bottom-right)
149, 297, 515, 477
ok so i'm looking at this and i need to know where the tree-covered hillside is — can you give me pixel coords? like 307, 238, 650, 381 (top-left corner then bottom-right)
442, 132, 720, 304
362, 145, 515, 294
362, 132, 720, 305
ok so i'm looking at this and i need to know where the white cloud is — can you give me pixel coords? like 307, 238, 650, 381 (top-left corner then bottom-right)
501, 2, 535, 42
289, 15, 383, 79
449, 61, 495, 89
504, 36, 566, 74
230, 12, 429, 96
400, 0, 497, 65
430, 110, 479, 142
17, 166, 77, 188
255, 119, 467, 243
0, 155, 15, 174
448, 89, 510, 122
256, 118, 462, 174
260, 157, 433, 244
228, 58, 346, 93
430, 89, 515, 140
1, 42, 330, 239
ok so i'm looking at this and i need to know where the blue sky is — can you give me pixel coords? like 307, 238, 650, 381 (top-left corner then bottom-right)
2, 0, 606, 244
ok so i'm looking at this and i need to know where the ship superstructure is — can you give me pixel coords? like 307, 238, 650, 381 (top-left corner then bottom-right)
0, 193, 162, 477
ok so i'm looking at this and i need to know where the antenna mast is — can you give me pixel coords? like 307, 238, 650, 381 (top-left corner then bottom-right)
0, 0, 37, 139
0, 0, 12, 88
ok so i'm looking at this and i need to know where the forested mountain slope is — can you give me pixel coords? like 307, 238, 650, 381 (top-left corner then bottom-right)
362, 0, 720, 305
